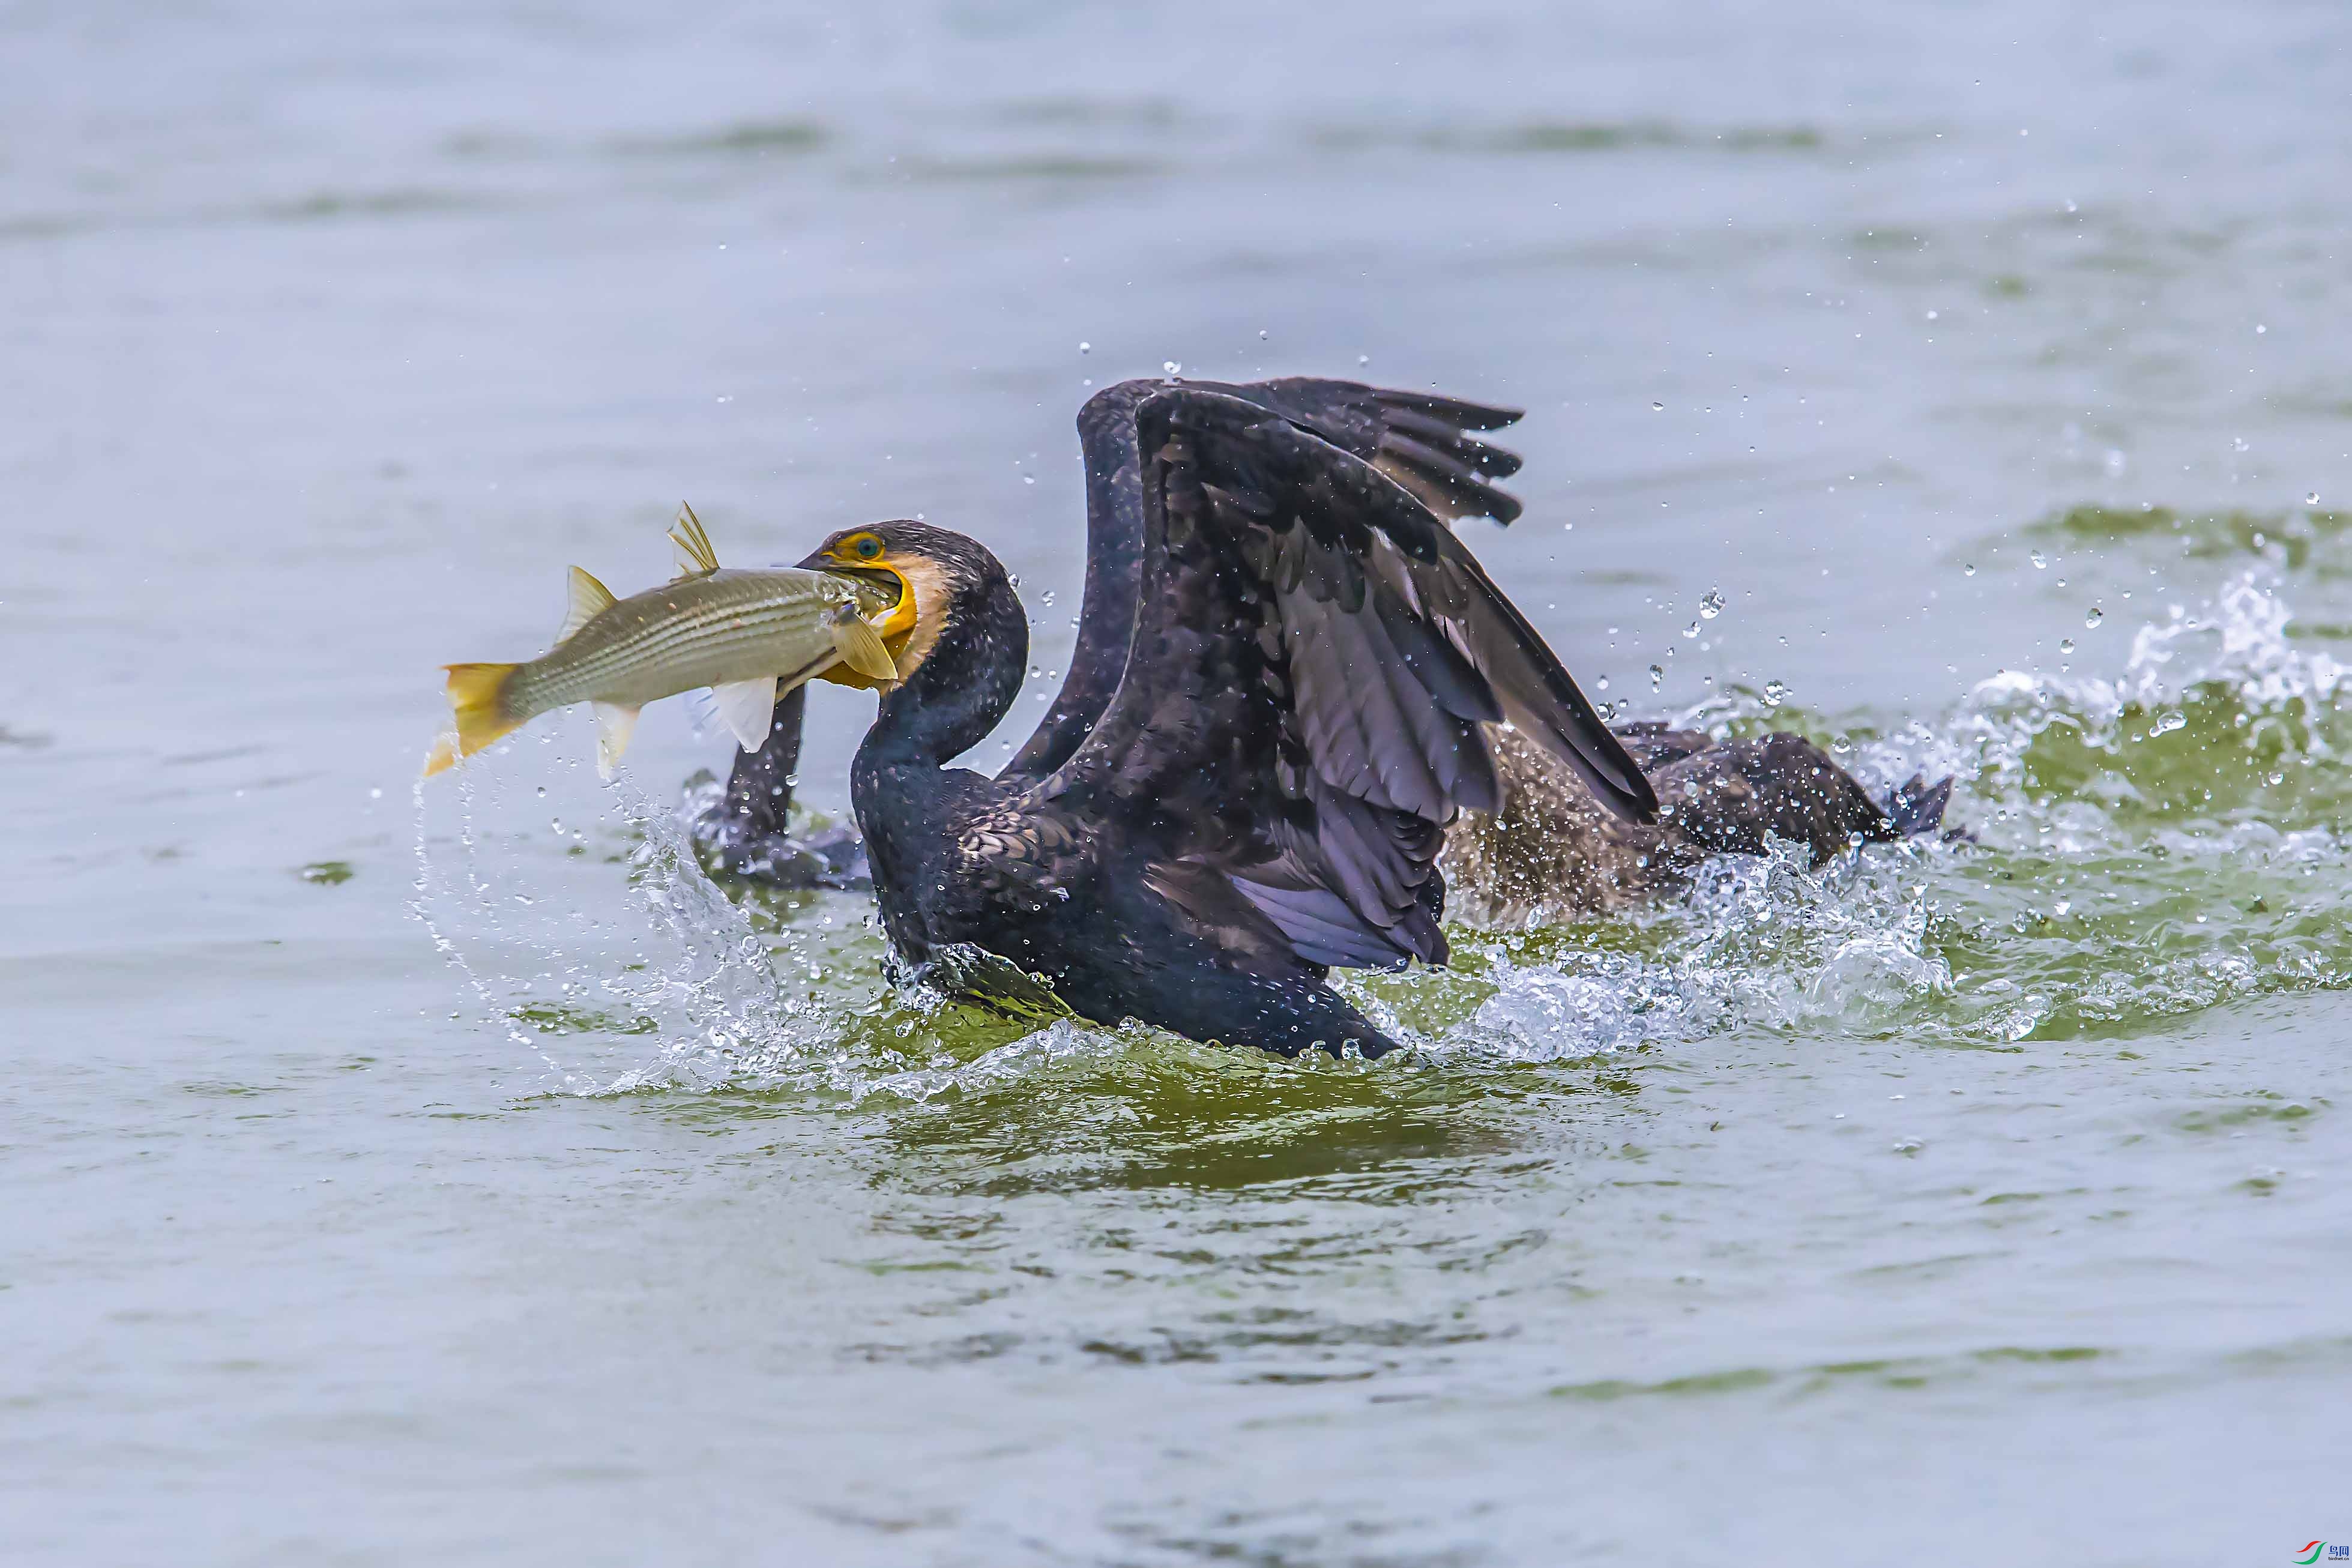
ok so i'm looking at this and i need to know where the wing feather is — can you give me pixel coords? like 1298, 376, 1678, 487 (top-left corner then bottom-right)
1033, 388, 1650, 974
1010, 376, 1533, 781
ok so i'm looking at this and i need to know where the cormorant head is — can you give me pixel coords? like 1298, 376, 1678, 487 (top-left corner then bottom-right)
800, 520, 1008, 690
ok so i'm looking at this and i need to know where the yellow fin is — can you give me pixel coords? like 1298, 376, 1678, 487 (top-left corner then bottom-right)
668, 502, 719, 579
557, 566, 616, 645
593, 701, 641, 779
423, 663, 523, 778
828, 606, 899, 683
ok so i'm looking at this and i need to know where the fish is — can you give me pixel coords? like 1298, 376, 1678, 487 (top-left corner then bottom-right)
423, 504, 900, 779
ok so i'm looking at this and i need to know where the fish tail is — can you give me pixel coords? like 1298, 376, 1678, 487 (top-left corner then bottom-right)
423, 662, 525, 777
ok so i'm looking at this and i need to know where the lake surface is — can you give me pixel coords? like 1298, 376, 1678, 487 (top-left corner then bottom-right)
6, 2, 2350, 1563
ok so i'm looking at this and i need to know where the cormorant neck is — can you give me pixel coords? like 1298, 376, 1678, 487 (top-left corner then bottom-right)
863, 564, 1028, 768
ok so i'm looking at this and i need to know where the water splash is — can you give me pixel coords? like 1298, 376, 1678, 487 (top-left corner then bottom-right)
411, 743, 836, 1094
414, 573, 2352, 1099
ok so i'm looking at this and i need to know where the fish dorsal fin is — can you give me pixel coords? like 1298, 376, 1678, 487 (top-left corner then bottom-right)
828, 605, 899, 683
668, 502, 719, 579
708, 677, 780, 752
559, 566, 617, 644
592, 701, 641, 779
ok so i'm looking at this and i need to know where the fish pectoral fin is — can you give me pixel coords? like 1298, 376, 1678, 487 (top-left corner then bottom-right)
593, 701, 642, 779
558, 567, 618, 644
668, 502, 720, 579
828, 606, 899, 683
708, 677, 780, 752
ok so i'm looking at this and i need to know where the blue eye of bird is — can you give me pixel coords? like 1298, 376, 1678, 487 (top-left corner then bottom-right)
855, 537, 881, 559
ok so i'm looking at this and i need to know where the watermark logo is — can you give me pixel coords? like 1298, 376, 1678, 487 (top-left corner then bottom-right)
2292, 1545, 2348, 1565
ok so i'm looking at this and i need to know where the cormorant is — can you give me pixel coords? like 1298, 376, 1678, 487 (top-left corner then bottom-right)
784, 385, 1661, 1056
696, 376, 1952, 930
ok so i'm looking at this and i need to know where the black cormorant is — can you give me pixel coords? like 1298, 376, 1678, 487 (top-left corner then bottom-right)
698, 376, 1952, 931
785, 385, 1662, 1055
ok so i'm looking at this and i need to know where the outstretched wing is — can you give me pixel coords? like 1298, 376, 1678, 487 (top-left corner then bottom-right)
1010, 376, 1528, 780
1033, 388, 1654, 973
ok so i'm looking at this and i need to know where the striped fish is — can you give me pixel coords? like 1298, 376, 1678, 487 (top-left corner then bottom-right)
424, 505, 898, 779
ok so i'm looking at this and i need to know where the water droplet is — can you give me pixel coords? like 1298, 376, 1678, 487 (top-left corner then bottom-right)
2255, 322, 2267, 334
2151, 711, 2186, 736
1925, 309, 1939, 321
535, 786, 547, 797
1040, 590, 1056, 605
1648, 663, 1663, 690
2309, 492, 2322, 506
2085, 606, 2103, 629
1596, 675, 1610, 691
1963, 562, 1977, 576
1762, 679, 1789, 708
2030, 551, 2048, 570
1699, 588, 1725, 619
1078, 340, 1091, 354
1258, 328, 1268, 340
1650, 400, 1665, 412
1682, 620, 1700, 639
1357, 354, 1370, 366
2059, 638, 2075, 654
1022, 473, 1036, 485
1162, 360, 1181, 378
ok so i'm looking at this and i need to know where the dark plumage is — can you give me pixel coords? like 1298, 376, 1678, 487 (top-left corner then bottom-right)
788, 385, 1655, 1056
1445, 726, 1952, 925
697, 375, 1955, 1051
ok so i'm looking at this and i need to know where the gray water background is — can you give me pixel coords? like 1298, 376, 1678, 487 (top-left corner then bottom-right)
5, 2, 2351, 1563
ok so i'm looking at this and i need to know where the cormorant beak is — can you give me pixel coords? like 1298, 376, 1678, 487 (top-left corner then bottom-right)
799, 543, 918, 690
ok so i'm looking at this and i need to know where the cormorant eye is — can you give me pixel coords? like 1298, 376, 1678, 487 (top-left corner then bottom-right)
853, 535, 882, 560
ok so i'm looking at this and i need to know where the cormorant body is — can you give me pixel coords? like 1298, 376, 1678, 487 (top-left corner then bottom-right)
702, 376, 1955, 1052
791, 383, 1659, 1055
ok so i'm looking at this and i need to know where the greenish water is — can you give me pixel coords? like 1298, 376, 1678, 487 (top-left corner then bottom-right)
7, 2, 2352, 1564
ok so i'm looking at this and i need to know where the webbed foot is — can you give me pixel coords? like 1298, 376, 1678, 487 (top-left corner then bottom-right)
689, 781, 869, 888
681, 684, 872, 888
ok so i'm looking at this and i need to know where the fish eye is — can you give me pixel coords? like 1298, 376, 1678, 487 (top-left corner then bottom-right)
852, 535, 882, 560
